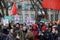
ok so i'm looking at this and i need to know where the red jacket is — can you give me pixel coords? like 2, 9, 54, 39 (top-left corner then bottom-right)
42, 25, 47, 31
32, 29, 39, 40
32, 24, 39, 40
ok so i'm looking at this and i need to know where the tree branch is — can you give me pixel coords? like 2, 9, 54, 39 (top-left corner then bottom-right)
2, 0, 7, 8
0, 1, 4, 16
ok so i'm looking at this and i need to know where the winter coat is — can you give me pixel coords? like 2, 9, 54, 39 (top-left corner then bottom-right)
25, 32, 34, 40
32, 29, 39, 40
52, 33, 58, 40
43, 30, 53, 40
22, 29, 27, 40
57, 24, 60, 37
2, 29, 9, 40
15, 38, 20, 40
32, 24, 39, 40
2, 29, 9, 35
0, 34, 8, 40
0, 34, 5, 40
6, 33, 14, 40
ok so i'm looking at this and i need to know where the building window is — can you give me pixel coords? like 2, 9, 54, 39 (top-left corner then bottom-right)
18, 4, 22, 9
55, 14, 58, 21
30, 5, 33, 10
25, 14, 29, 22
30, 14, 34, 20
51, 14, 53, 21
19, 0, 23, 1
23, 0, 30, 1
19, 14, 23, 23
24, 4, 28, 10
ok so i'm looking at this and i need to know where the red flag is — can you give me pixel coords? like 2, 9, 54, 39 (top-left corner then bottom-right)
42, 0, 60, 10
10, 2, 18, 16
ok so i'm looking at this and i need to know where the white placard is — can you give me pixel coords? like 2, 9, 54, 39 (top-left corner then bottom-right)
3, 19, 9, 26
14, 14, 20, 24
26, 17, 35, 26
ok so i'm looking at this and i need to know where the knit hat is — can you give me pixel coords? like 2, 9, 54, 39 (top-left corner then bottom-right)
42, 26, 47, 31
32, 24, 38, 27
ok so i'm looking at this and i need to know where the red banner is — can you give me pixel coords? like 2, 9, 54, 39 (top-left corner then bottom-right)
42, 0, 60, 10
10, 2, 18, 16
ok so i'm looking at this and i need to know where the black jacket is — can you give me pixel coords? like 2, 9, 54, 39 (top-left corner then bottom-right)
43, 31, 53, 40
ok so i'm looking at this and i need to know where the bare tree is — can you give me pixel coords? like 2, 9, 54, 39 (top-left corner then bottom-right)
30, 0, 48, 22
0, 0, 13, 16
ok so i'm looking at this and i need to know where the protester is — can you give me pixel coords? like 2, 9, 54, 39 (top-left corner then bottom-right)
32, 24, 39, 40
22, 26, 27, 40
39, 22, 44, 31
2, 24, 9, 40
2, 25, 9, 35
15, 23, 20, 31
16, 33, 20, 40
0, 30, 2, 40
6, 29, 15, 40
27, 25, 32, 32
25, 31, 33, 40
0, 17, 59, 40
9, 21, 14, 29
43, 29, 53, 40
52, 26, 58, 40
57, 20, 60, 37
25, 25, 33, 40
0, 21, 2, 29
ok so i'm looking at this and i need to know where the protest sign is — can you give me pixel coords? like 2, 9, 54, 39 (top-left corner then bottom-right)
26, 17, 35, 26
4, 16, 13, 22
13, 14, 20, 24
3, 19, 9, 26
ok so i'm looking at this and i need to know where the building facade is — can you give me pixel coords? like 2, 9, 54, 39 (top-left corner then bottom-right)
47, 9, 60, 21
0, 0, 60, 23
8, 0, 35, 24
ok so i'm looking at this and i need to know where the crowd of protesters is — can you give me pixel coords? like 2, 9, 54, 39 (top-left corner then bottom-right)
0, 20, 60, 40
